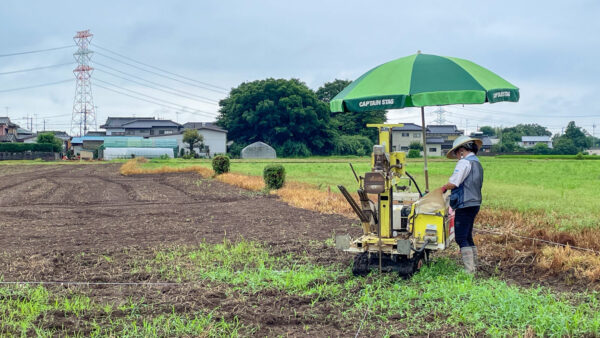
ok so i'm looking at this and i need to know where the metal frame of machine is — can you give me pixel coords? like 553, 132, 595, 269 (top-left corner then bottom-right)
336, 124, 455, 277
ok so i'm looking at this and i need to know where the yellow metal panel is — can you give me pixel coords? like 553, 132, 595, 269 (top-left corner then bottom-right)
410, 206, 446, 245
379, 192, 391, 238
366, 123, 405, 129
389, 151, 406, 175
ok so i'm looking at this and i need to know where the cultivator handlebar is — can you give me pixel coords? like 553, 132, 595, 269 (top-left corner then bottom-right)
338, 185, 369, 223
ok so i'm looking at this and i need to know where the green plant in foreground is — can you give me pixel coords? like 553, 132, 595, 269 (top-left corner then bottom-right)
147, 241, 600, 336
0, 283, 243, 337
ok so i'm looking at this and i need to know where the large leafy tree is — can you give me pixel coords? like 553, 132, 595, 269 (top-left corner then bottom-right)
553, 121, 591, 153
499, 123, 551, 144
479, 126, 496, 136
563, 121, 591, 150
316, 79, 386, 141
36, 132, 62, 152
217, 78, 334, 156
316, 79, 351, 103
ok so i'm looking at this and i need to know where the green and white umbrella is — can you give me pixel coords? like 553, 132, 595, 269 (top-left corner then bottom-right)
330, 52, 519, 190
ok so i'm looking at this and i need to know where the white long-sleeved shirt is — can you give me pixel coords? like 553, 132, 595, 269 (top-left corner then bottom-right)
448, 152, 475, 187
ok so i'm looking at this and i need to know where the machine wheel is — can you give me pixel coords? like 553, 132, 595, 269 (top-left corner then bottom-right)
413, 252, 425, 272
398, 252, 425, 279
352, 252, 369, 276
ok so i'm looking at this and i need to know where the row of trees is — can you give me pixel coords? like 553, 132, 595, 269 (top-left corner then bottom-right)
483, 122, 598, 155
217, 78, 384, 157
216, 77, 597, 157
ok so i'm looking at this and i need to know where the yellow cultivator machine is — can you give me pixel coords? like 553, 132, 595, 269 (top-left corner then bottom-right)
336, 124, 455, 277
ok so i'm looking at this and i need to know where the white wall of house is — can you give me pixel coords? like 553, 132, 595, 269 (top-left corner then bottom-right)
391, 131, 422, 152
151, 129, 226, 156
199, 129, 227, 154
588, 148, 600, 155
424, 144, 442, 157
73, 145, 83, 155
105, 128, 125, 136
518, 141, 553, 148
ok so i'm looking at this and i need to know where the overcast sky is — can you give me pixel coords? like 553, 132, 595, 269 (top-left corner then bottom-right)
0, 0, 598, 136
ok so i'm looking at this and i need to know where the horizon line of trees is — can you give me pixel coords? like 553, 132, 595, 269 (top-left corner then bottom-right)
216, 78, 384, 157
215, 77, 598, 157
479, 122, 598, 155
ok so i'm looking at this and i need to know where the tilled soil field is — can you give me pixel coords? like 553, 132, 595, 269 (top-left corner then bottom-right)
0, 164, 362, 336
1, 164, 595, 336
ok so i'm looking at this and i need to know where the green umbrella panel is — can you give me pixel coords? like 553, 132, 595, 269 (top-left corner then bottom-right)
330, 53, 519, 113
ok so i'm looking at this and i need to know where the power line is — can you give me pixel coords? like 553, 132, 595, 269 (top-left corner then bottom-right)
95, 51, 228, 94
0, 62, 75, 75
94, 78, 217, 116
95, 66, 218, 105
95, 83, 191, 112
0, 79, 72, 93
0, 45, 74, 57
94, 82, 217, 119
94, 61, 219, 103
94, 44, 227, 91
458, 105, 599, 119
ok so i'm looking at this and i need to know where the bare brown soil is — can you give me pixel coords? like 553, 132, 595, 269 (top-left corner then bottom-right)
0, 164, 593, 336
0, 164, 362, 336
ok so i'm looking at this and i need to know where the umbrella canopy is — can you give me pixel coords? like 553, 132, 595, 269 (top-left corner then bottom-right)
330, 53, 519, 113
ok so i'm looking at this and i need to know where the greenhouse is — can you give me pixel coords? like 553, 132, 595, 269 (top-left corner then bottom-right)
98, 137, 178, 159
241, 141, 276, 159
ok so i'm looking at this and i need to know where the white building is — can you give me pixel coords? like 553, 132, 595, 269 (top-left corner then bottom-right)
150, 122, 227, 156
391, 123, 426, 152
519, 136, 553, 149
587, 148, 600, 155
390, 123, 446, 156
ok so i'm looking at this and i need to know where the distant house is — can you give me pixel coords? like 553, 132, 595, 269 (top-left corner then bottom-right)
427, 125, 464, 140
23, 131, 70, 152
391, 123, 427, 152
0, 117, 19, 142
425, 137, 444, 157
182, 122, 227, 154
100, 117, 181, 136
150, 122, 228, 156
70, 136, 106, 155
469, 132, 493, 153
85, 131, 107, 137
427, 125, 465, 153
519, 136, 553, 149
16, 128, 33, 141
588, 148, 600, 155
391, 123, 465, 156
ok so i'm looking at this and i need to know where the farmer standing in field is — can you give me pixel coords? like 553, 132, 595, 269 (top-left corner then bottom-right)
440, 136, 484, 274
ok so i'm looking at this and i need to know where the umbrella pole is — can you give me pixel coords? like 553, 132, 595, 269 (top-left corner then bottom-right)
421, 106, 430, 192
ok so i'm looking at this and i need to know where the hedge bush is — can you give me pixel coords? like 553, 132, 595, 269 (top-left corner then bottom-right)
276, 140, 311, 158
263, 164, 285, 190
495, 154, 600, 160
0, 143, 57, 152
408, 149, 421, 158
333, 135, 373, 156
212, 155, 230, 174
